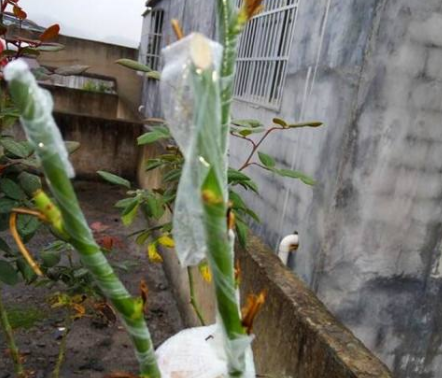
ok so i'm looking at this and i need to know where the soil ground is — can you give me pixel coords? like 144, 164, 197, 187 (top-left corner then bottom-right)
0, 181, 183, 378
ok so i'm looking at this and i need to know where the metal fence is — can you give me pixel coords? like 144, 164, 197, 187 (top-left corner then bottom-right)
142, 9, 164, 71
234, 0, 300, 109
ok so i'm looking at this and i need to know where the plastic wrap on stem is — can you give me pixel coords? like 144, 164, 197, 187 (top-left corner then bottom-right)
160, 33, 223, 267
5, 60, 160, 378
3, 60, 75, 178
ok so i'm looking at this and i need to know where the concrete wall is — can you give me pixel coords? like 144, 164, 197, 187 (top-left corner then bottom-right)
139, 1, 442, 377
55, 112, 142, 180
38, 35, 142, 116
41, 84, 120, 119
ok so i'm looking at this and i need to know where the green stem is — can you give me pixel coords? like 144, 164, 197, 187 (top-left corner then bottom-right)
0, 285, 25, 377
217, 0, 240, 160
51, 315, 71, 378
187, 267, 206, 326
190, 64, 247, 376
6, 62, 160, 378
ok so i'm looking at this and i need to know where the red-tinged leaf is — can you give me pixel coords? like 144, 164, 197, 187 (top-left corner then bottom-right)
139, 279, 149, 311
13, 5, 27, 20
39, 24, 60, 42
90, 221, 111, 233
97, 235, 124, 251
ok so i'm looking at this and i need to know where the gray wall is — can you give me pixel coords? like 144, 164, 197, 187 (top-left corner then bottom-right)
140, 1, 442, 377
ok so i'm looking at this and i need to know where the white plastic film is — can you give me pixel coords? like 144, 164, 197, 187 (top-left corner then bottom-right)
160, 34, 223, 267
4, 60, 75, 178
156, 325, 255, 378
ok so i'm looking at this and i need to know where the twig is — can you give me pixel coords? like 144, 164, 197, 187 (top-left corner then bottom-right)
187, 267, 206, 326
51, 315, 71, 378
171, 19, 184, 41
0, 284, 26, 377
238, 127, 281, 171
12, 207, 48, 222
9, 212, 43, 276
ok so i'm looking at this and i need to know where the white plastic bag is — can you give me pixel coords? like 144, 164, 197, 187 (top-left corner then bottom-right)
156, 325, 255, 378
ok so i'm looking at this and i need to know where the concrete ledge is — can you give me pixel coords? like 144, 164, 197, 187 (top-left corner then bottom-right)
41, 84, 120, 119
157, 232, 392, 378
237, 235, 392, 378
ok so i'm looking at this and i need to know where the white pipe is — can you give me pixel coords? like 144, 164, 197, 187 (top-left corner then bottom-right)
278, 233, 299, 266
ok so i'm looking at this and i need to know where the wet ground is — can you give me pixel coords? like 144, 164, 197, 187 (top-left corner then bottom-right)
0, 181, 183, 377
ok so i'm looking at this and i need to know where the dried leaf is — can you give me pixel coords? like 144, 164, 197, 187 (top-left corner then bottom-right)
93, 301, 117, 324
139, 279, 149, 312
241, 290, 267, 334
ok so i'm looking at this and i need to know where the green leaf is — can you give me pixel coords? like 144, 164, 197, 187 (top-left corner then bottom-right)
137, 127, 170, 145
121, 198, 140, 226
258, 152, 276, 168
227, 169, 259, 193
232, 119, 262, 128
0, 214, 9, 231
240, 207, 261, 223
40, 249, 61, 268
16, 258, 37, 283
0, 138, 32, 158
273, 117, 287, 127
36, 43, 65, 52
0, 260, 19, 285
0, 238, 11, 253
17, 214, 40, 238
239, 129, 252, 137
146, 71, 161, 80
0, 178, 26, 200
73, 268, 89, 278
112, 260, 138, 272
97, 171, 131, 188
20, 47, 40, 57
145, 159, 163, 172
116, 59, 154, 72
146, 194, 165, 220
275, 169, 316, 186
0, 198, 18, 213
227, 168, 252, 183
288, 121, 323, 128
115, 197, 138, 209
163, 169, 181, 183
135, 230, 151, 246
18, 172, 42, 197
229, 190, 247, 210
235, 220, 249, 249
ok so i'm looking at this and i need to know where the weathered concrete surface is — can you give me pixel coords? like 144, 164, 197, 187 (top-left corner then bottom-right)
54, 112, 142, 180
238, 235, 391, 378
230, 2, 442, 376
141, 0, 217, 118
41, 84, 120, 119
149, 221, 392, 377
38, 35, 142, 116
137, 144, 391, 376
139, 1, 442, 376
